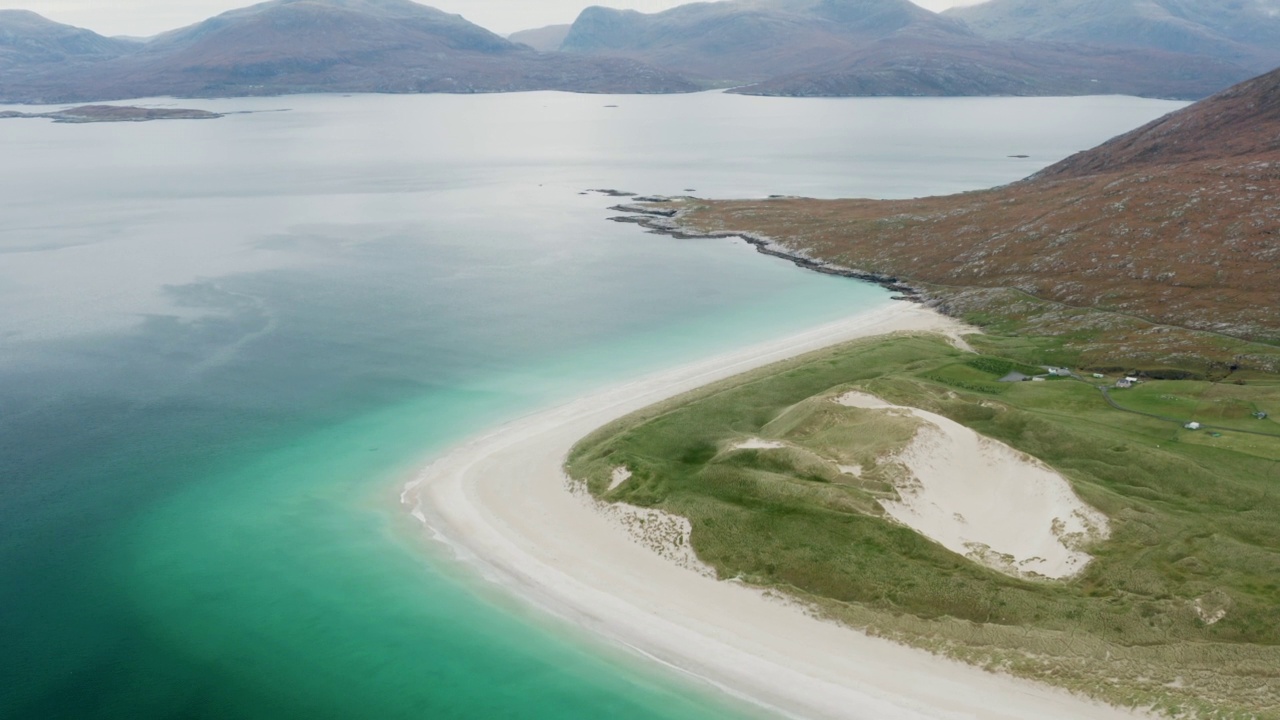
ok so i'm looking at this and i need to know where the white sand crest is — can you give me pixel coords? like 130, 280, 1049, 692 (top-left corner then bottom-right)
403, 304, 1143, 720
835, 391, 1110, 579
733, 437, 787, 450
608, 465, 632, 490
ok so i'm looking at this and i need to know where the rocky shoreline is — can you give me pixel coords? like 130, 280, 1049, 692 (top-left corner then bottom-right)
602, 195, 925, 303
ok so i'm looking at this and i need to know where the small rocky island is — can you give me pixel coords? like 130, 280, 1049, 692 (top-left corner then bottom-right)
0, 105, 223, 123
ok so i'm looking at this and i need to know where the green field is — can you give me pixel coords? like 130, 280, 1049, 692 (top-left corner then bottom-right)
567, 333, 1280, 719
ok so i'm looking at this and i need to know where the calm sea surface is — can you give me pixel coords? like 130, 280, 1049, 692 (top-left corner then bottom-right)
0, 91, 1183, 719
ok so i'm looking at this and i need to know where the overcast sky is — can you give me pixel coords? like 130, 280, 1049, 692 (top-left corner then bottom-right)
3, 0, 989, 37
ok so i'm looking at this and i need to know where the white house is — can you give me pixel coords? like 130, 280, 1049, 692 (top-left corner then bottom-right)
1185, 422, 1202, 431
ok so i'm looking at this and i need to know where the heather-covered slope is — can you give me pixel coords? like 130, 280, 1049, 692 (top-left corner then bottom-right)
1036, 66, 1280, 179
0, 0, 697, 102
659, 67, 1280, 370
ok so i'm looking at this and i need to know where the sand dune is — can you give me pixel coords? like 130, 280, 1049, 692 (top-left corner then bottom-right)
404, 304, 1144, 720
836, 391, 1109, 579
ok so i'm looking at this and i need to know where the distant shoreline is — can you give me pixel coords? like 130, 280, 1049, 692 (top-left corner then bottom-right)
0, 104, 222, 123
401, 303, 1142, 720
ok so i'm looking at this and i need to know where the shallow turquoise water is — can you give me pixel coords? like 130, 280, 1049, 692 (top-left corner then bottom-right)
0, 92, 1185, 719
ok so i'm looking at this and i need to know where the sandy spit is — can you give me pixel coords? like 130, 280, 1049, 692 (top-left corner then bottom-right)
403, 303, 1144, 720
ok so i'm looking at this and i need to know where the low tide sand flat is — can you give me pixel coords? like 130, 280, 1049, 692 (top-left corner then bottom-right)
405, 303, 1146, 720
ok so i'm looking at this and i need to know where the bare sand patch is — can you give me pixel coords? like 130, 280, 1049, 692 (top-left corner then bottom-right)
732, 438, 787, 450
838, 463, 863, 477
836, 391, 1110, 579
607, 466, 632, 491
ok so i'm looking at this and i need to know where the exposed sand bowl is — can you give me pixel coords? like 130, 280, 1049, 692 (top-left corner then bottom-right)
835, 391, 1110, 579
732, 437, 788, 450
607, 466, 632, 490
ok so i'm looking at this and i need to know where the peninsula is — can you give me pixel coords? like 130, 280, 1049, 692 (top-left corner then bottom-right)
406, 306, 1154, 720
415, 68, 1280, 719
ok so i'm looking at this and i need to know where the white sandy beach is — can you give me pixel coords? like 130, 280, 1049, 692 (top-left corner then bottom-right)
403, 303, 1145, 720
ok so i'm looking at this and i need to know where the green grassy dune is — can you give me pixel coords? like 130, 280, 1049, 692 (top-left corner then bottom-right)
567, 333, 1280, 719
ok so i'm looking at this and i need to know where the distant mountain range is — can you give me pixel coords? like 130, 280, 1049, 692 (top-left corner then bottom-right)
948, 0, 1280, 74
554, 0, 1266, 98
508, 24, 573, 52
2, 0, 1278, 103
559, 0, 968, 86
0, 9, 138, 68
0, 0, 695, 102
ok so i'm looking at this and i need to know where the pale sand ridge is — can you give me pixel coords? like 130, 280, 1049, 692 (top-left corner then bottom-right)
404, 303, 1145, 720
836, 391, 1110, 580
733, 438, 788, 450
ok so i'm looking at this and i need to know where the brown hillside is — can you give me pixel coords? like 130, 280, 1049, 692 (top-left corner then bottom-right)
663, 67, 1280, 368
1036, 67, 1280, 180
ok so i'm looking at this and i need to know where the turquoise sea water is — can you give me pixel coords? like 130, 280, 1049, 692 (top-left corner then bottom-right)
0, 91, 1185, 719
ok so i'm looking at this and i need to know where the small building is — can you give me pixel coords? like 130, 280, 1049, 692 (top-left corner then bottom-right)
1116, 379, 1133, 389
1185, 422, 1202, 431
1255, 411, 1270, 420
1092, 373, 1105, 379
1045, 367, 1073, 377
1031, 377, 1046, 382
1125, 376, 1140, 384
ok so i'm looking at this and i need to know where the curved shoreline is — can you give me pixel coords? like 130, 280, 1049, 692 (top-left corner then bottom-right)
606, 201, 925, 303
402, 303, 1147, 720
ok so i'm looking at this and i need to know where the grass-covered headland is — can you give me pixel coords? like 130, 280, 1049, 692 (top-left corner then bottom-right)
567, 332, 1280, 719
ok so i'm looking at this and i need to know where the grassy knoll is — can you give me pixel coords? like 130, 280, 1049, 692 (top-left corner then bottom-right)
567, 333, 1280, 719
